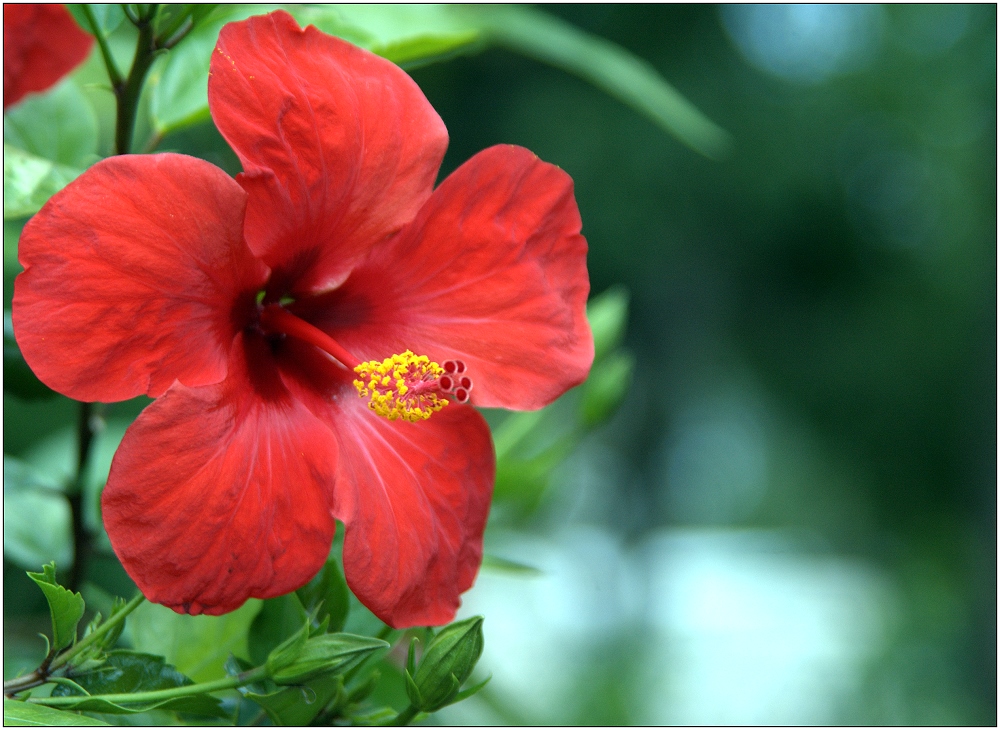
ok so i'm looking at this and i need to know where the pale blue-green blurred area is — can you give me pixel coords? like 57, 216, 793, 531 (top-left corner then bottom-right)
429, 3, 994, 725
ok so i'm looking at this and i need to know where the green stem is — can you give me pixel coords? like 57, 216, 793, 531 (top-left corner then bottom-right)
49, 593, 145, 671
28, 665, 270, 708
66, 402, 103, 592
115, 6, 159, 155
80, 5, 123, 87
388, 705, 420, 726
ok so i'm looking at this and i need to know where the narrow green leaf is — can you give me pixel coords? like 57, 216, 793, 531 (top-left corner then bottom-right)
3, 455, 71, 570
480, 554, 543, 576
470, 5, 732, 159
580, 351, 635, 427
50, 651, 226, 718
587, 286, 630, 363
3, 144, 82, 219
291, 5, 481, 66
249, 594, 310, 667
4, 311, 56, 400
297, 559, 350, 633
124, 599, 261, 683
3, 699, 110, 726
27, 563, 85, 652
3, 80, 99, 168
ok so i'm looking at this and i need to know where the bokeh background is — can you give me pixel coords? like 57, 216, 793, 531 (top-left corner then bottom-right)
5, 4, 996, 725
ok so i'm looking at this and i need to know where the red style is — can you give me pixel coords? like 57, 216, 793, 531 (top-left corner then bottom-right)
13, 11, 592, 628
4, 4, 93, 109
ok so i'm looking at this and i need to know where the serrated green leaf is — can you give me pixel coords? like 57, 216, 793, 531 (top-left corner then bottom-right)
3, 144, 82, 219
3, 455, 71, 569
470, 5, 732, 159
124, 599, 261, 683
247, 672, 343, 726
291, 5, 481, 66
27, 563, 85, 652
4, 311, 56, 400
249, 594, 309, 667
3, 699, 110, 726
297, 559, 350, 633
580, 351, 635, 427
3, 80, 99, 168
50, 651, 226, 718
587, 287, 630, 363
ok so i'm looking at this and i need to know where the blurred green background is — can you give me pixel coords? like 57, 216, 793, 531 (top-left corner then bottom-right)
4, 4, 996, 725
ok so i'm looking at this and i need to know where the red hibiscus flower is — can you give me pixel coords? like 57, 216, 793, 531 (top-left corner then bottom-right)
12, 11, 592, 628
3, 4, 93, 110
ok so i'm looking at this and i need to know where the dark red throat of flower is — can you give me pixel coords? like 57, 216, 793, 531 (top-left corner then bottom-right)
259, 304, 472, 421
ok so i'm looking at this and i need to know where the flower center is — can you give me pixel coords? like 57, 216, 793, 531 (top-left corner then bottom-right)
258, 304, 473, 421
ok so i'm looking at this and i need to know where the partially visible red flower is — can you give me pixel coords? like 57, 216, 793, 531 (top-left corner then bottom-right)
3, 4, 93, 110
13, 11, 592, 628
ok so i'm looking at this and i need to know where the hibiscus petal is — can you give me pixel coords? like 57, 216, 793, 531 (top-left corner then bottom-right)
297, 144, 594, 410
13, 153, 267, 402
331, 400, 495, 628
209, 10, 448, 295
3, 4, 94, 109
102, 334, 338, 616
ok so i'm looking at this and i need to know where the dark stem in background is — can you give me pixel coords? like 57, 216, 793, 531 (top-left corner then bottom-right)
67, 4, 165, 591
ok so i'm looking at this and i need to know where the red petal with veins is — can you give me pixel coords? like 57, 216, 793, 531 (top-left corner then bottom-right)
13, 154, 267, 402
209, 10, 448, 296
276, 340, 494, 628
3, 4, 93, 109
102, 334, 338, 615
296, 144, 594, 410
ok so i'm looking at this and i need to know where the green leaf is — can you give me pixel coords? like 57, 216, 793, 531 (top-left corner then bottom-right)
249, 594, 310, 667
124, 599, 261, 683
587, 287, 630, 363
297, 559, 350, 633
3, 699, 110, 726
470, 6, 732, 159
4, 311, 56, 400
480, 554, 543, 576
49, 651, 226, 718
153, 4, 219, 45
66, 4, 126, 37
27, 562, 85, 652
147, 6, 271, 135
3, 144, 82, 219
3, 455, 71, 570
247, 673, 344, 726
3, 80, 99, 168
291, 5, 481, 66
580, 351, 635, 427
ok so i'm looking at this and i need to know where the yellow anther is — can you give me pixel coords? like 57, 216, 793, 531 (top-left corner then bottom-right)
352, 350, 448, 423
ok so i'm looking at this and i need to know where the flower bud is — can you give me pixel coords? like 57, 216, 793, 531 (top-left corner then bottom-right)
406, 616, 484, 712
270, 633, 388, 686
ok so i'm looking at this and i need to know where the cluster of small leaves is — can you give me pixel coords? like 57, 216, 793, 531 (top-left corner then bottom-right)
4, 561, 487, 726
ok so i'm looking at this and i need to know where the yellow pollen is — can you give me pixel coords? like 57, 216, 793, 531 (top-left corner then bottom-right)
353, 350, 448, 422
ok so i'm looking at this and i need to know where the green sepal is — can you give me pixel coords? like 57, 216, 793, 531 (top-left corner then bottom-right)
410, 616, 485, 712
27, 563, 85, 652
270, 633, 388, 686
249, 593, 309, 666
403, 667, 422, 709
3, 698, 110, 726
450, 674, 492, 704
297, 558, 350, 633
49, 651, 227, 718
263, 619, 310, 678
